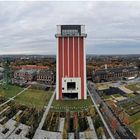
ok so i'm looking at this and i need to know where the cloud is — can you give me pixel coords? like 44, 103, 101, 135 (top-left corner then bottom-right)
0, 1, 140, 55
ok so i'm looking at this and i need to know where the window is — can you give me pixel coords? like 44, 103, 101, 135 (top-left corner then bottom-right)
67, 82, 76, 90
62, 29, 79, 36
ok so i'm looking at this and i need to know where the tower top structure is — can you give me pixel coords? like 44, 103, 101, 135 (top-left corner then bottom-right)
55, 25, 87, 37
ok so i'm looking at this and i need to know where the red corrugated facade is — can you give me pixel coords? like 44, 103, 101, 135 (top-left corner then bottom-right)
58, 37, 85, 99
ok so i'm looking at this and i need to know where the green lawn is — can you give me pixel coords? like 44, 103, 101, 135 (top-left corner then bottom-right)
126, 84, 140, 92
129, 112, 140, 138
112, 94, 122, 98
51, 96, 93, 111
15, 89, 53, 109
126, 93, 135, 98
130, 120, 140, 138
129, 112, 140, 123
121, 102, 140, 138
102, 95, 112, 100
0, 85, 23, 99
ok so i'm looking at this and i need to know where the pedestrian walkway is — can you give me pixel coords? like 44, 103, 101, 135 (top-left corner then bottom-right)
38, 89, 56, 129
87, 116, 97, 139
33, 90, 56, 139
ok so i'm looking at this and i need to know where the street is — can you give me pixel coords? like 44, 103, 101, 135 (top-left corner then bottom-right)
87, 87, 114, 139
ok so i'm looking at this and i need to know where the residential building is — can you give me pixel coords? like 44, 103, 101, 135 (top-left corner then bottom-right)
14, 69, 37, 82
37, 70, 54, 85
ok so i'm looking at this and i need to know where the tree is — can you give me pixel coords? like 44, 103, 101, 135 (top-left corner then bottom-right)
89, 106, 96, 117
63, 121, 68, 139
123, 113, 129, 125
73, 112, 79, 139
111, 118, 117, 133
97, 127, 104, 138
2, 58, 11, 89
136, 61, 140, 69
15, 115, 20, 127
94, 117, 102, 129
73, 112, 78, 130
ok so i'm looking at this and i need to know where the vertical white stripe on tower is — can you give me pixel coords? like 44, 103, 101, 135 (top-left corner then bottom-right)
68, 37, 69, 77
56, 37, 59, 100
78, 37, 80, 77
73, 37, 74, 77
62, 37, 64, 77
83, 38, 87, 99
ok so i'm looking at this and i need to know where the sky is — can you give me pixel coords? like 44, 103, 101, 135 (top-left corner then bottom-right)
0, 1, 140, 55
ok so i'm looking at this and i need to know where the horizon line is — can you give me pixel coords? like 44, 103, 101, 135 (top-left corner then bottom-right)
0, 53, 140, 56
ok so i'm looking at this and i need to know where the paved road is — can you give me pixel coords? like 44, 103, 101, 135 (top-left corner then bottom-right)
88, 81, 137, 139
38, 89, 56, 129
0, 85, 31, 108
87, 87, 114, 139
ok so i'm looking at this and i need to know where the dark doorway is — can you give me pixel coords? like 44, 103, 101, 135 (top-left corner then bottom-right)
62, 93, 78, 99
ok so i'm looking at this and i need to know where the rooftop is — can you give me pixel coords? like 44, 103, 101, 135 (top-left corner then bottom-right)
14, 65, 49, 70
16, 69, 37, 74
37, 70, 53, 75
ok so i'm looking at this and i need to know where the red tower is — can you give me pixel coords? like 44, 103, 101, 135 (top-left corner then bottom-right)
55, 25, 87, 100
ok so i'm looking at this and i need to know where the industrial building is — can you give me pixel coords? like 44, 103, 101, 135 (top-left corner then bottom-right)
92, 67, 140, 83
55, 25, 87, 100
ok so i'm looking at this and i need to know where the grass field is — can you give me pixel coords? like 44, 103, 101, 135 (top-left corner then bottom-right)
130, 121, 140, 138
126, 84, 140, 92
120, 100, 140, 138
0, 85, 23, 99
102, 95, 112, 100
129, 112, 140, 138
112, 94, 122, 98
15, 89, 53, 109
126, 93, 135, 98
51, 96, 93, 111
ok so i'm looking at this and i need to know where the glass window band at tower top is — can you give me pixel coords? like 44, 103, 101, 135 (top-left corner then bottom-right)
55, 25, 87, 37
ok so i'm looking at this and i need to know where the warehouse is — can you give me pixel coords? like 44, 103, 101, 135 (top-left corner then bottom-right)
92, 67, 140, 83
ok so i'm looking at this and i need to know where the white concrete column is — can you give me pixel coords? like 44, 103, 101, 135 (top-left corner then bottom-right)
62, 37, 64, 77
78, 37, 80, 77
73, 37, 75, 77
56, 38, 59, 100
84, 38, 87, 99
68, 37, 69, 77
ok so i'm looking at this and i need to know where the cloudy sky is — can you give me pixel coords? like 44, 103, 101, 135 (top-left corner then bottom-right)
0, 1, 140, 55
